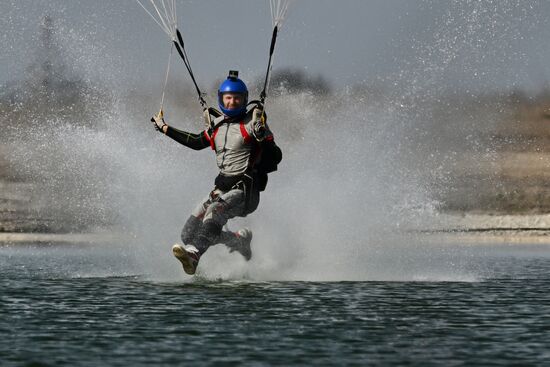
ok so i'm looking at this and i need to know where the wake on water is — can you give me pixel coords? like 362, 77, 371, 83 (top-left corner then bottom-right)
3, 1, 545, 282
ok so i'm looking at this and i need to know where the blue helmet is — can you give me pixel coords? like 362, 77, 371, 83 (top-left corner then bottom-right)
218, 70, 248, 117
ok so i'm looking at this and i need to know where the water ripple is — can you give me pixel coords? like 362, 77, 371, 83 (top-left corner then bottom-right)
1, 250, 550, 365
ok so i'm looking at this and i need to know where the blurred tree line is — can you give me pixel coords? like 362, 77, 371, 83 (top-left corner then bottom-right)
0, 16, 110, 134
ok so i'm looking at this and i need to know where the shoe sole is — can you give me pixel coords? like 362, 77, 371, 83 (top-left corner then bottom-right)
230, 236, 252, 261
239, 230, 252, 261
172, 244, 197, 275
245, 231, 252, 261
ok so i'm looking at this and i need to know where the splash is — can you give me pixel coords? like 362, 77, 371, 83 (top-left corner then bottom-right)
3, 1, 547, 282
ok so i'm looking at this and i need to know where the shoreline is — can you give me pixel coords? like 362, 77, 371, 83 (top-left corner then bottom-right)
415, 229, 550, 245
4, 214, 550, 246
0, 231, 133, 246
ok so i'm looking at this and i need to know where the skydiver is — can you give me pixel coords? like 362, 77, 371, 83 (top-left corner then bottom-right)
152, 70, 282, 275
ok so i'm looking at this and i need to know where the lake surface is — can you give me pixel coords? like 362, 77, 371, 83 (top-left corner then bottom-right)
1, 243, 550, 366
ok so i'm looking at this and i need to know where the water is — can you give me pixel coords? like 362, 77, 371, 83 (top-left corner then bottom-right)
2, 243, 550, 366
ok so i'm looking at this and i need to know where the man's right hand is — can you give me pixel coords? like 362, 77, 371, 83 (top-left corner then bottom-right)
151, 111, 167, 134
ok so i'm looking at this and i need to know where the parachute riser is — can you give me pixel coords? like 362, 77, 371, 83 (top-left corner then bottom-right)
172, 29, 208, 109
260, 25, 279, 106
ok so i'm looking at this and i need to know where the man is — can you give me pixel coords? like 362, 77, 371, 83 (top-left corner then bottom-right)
152, 71, 282, 275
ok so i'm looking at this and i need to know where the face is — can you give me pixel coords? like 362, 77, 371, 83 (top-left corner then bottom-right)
222, 93, 244, 110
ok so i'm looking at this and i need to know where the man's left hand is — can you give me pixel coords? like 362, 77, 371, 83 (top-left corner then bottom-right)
252, 107, 266, 140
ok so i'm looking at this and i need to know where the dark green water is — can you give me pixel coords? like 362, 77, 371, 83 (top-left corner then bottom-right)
1, 244, 550, 366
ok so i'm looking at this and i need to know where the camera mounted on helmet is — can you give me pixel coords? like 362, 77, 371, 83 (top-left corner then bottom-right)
218, 70, 248, 118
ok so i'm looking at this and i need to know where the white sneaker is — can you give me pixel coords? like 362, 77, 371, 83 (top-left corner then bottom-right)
172, 244, 200, 275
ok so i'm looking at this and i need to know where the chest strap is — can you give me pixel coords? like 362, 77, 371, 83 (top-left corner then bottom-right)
239, 123, 252, 144
209, 127, 219, 150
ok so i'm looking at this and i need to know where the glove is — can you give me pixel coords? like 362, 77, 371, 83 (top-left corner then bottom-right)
252, 107, 266, 140
203, 108, 212, 129
151, 110, 167, 133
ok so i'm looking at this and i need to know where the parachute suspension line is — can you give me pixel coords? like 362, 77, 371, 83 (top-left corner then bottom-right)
270, 0, 291, 29
136, 0, 206, 108
261, 0, 292, 106
135, 0, 177, 40
159, 44, 174, 111
135, 0, 179, 119
160, 0, 176, 35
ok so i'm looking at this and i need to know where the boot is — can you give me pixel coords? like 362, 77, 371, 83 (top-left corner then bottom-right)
226, 228, 253, 261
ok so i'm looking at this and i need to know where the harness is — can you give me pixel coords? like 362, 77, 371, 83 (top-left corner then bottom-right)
205, 105, 281, 213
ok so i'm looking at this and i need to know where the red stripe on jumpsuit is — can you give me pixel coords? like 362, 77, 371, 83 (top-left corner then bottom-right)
207, 128, 219, 150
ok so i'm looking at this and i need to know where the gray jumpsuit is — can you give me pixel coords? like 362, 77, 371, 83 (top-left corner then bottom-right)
164, 111, 276, 255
